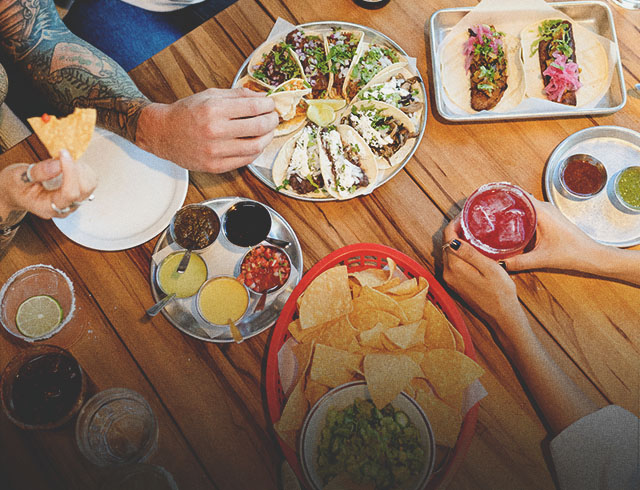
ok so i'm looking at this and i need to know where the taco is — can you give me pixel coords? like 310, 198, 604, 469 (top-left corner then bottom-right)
236, 76, 310, 136
341, 101, 416, 169
248, 39, 304, 88
273, 123, 327, 197
343, 43, 408, 101
318, 125, 378, 199
325, 28, 364, 99
356, 68, 424, 128
521, 19, 608, 107
440, 24, 525, 113
285, 28, 332, 99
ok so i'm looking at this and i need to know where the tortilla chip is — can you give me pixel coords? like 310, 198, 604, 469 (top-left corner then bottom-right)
288, 318, 326, 344
355, 287, 407, 322
359, 323, 388, 350
449, 323, 465, 353
420, 349, 484, 399
299, 266, 352, 330
374, 276, 403, 293
399, 288, 429, 323
423, 302, 456, 351
274, 379, 308, 433
415, 388, 462, 448
274, 427, 297, 450
291, 340, 315, 384
28, 108, 96, 161
316, 316, 359, 351
384, 320, 423, 350
305, 380, 329, 407
349, 267, 389, 288
349, 307, 401, 332
364, 353, 423, 409
310, 344, 362, 388
405, 350, 425, 366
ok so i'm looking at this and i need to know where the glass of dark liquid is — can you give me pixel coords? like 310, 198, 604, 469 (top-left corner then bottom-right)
353, 0, 391, 9
1, 345, 86, 430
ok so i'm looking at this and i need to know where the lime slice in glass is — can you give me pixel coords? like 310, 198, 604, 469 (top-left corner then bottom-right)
16, 295, 63, 338
307, 103, 336, 127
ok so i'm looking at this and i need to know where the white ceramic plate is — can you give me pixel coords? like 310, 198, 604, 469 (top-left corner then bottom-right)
53, 128, 189, 251
299, 381, 435, 490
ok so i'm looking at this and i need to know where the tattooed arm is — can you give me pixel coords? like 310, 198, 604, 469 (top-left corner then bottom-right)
0, 0, 149, 141
0, 0, 279, 172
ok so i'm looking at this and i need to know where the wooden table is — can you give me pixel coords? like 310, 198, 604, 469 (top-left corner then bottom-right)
1, 1, 639, 489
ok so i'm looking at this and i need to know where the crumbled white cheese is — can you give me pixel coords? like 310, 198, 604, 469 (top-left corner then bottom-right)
323, 130, 364, 197
349, 112, 393, 149
287, 128, 311, 178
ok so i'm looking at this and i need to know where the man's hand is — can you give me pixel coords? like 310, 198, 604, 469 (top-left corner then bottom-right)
136, 87, 279, 173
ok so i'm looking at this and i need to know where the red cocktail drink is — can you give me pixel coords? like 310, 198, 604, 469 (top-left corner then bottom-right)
461, 182, 537, 259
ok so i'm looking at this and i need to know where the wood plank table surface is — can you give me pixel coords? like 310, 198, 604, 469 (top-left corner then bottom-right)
1, 1, 639, 489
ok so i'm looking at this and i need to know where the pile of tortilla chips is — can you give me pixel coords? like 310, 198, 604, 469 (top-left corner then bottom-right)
28, 107, 96, 161
274, 259, 484, 451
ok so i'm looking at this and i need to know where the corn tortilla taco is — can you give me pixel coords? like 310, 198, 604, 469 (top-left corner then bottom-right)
325, 28, 365, 99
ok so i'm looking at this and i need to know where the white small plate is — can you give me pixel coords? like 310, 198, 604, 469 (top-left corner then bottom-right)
53, 128, 189, 251
299, 381, 435, 490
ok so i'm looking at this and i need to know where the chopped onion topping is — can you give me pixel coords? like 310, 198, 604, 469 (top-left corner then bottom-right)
542, 52, 582, 102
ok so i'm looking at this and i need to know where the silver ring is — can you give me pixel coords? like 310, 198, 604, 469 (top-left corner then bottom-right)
51, 202, 71, 215
70, 201, 81, 209
441, 242, 452, 252
25, 163, 36, 183
86, 194, 95, 202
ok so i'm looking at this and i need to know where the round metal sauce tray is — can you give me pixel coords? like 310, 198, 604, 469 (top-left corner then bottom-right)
232, 20, 428, 201
544, 125, 640, 248
150, 197, 303, 342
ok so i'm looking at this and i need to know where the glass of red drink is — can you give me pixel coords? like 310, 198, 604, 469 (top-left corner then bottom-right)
461, 182, 537, 259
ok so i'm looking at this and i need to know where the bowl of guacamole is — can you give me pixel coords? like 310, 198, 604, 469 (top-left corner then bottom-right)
299, 381, 435, 490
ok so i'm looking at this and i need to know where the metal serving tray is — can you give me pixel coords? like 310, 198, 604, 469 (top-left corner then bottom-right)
429, 1, 626, 121
234, 21, 428, 201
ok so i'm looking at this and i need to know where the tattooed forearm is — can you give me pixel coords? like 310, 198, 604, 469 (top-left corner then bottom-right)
0, 0, 150, 141
0, 209, 26, 250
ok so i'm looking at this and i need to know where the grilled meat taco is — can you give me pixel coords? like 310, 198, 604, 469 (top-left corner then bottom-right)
521, 19, 608, 107
248, 39, 304, 88
343, 43, 408, 101
325, 28, 364, 99
341, 101, 416, 169
272, 123, 326, 197
236, 76, 310, 136
440, 25, 524, 113
356, 68, 424, 128
285, 28, 332, 99
318, 125, 378, 199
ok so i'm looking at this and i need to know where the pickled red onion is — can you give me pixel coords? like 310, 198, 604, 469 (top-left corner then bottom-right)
463, 24, 504, 73
542, 52, 582, 102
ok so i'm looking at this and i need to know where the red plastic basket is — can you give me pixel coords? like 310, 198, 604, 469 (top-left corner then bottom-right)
265, 243, 478, 489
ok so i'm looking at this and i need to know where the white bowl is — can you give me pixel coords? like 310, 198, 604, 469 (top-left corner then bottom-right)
299, 381, 436, 490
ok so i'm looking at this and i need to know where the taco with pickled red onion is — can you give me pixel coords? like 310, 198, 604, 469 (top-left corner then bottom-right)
248, 39, 305, 88
272, 123, 327, 197
285, 28, 332, 99
343, 42, 408, 101
236, 76, 311, 136
521, 18, 608, 107
318, 124, 378, 199
356, 68, 424, 128
325, 28, 365, 99
440, 24, 525, 113
340, 100, 416, 169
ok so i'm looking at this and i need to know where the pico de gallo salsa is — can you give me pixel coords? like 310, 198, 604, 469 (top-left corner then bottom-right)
237, 245, 291, 293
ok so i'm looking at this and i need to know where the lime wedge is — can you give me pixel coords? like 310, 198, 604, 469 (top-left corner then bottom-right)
305, 98, 347, 110
16, 295, 63, 338
307, 103, 336, 127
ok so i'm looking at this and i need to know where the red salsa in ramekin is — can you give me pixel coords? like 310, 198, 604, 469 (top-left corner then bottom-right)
237, 245, 291, 293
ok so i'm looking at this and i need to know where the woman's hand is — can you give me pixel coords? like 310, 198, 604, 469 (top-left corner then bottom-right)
0, 149, 97, 220
442, 217, 522, 325
503, 197, 606, 272
136, 87, 279, 174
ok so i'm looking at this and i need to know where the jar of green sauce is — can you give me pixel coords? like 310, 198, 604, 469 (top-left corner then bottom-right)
615, 166, 640, 212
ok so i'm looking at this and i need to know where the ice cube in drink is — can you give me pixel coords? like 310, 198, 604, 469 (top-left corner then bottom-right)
461, 182, 537, 259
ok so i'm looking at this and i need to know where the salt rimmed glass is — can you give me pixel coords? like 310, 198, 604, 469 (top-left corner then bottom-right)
0, 264, 76, 342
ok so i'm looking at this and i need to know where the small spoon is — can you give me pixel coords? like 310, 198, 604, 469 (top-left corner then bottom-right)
176, 248, 192, 274
146, 293, 176, 317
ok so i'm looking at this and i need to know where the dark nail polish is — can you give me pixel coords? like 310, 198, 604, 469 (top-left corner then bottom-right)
450, 239, 461, 250
498, 260, 507, 270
